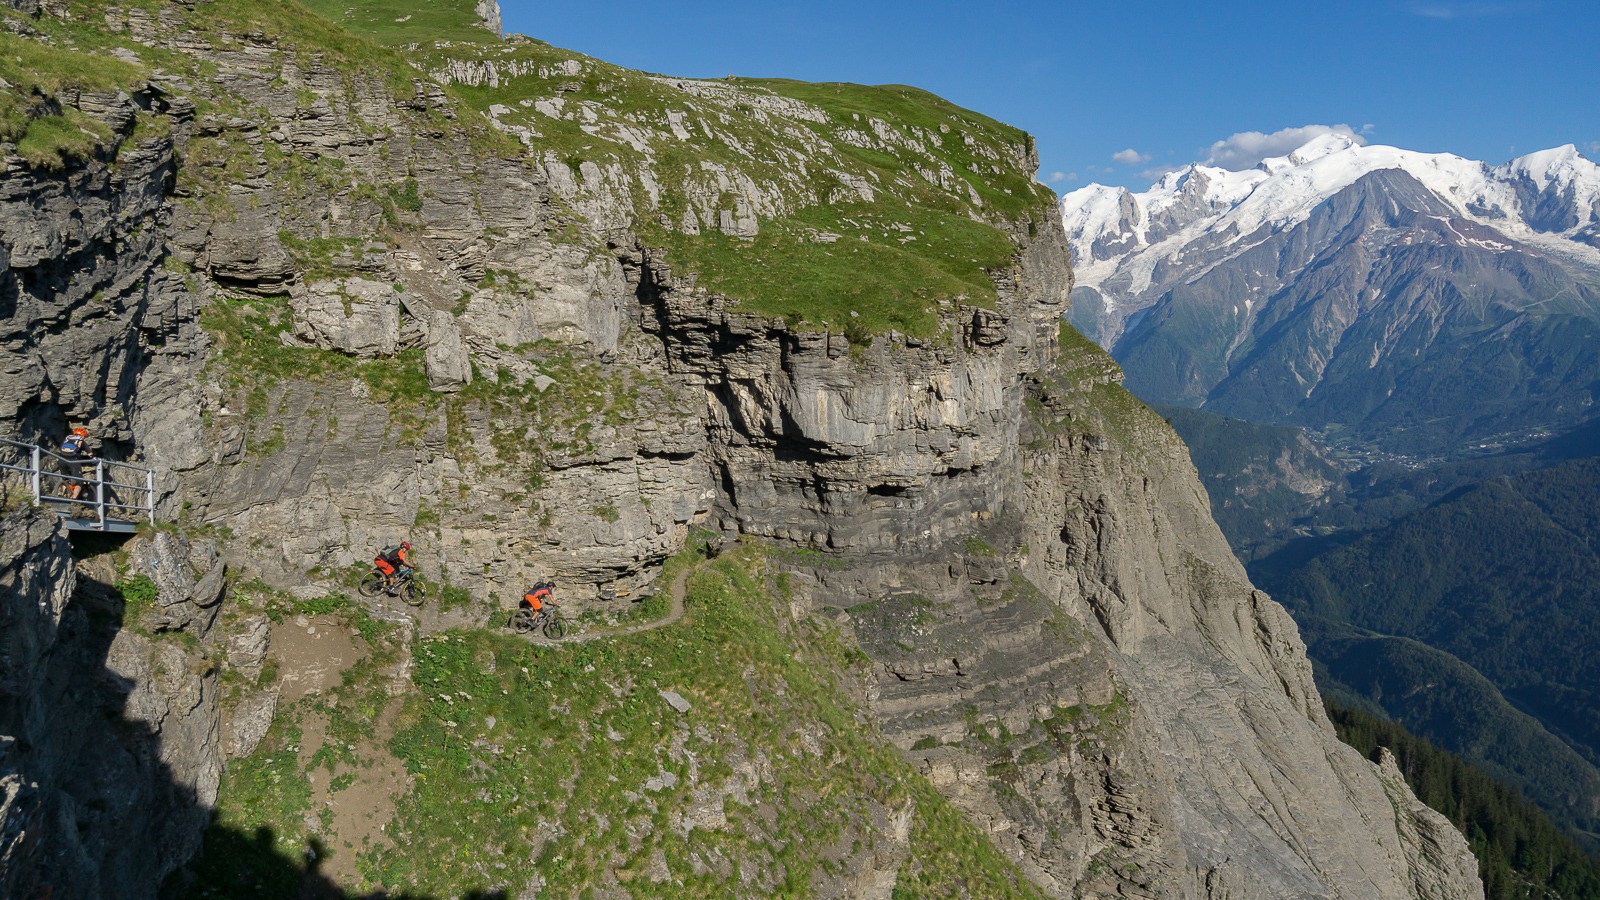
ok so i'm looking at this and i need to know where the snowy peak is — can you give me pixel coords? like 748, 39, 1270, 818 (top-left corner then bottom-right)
1062, 137, 1600, 285
1283, 131, 1359, 167
1060, 136, 1600, 460
1060, 183, 1129, 239
1502, 144, 1587, 187
1494, 146, 1600, 240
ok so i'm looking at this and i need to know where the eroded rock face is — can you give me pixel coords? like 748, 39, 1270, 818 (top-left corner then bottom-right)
769, 336, 1482, 897
291, 278, 404, 356
475, 0, 503, 36
0, 511, 223, 900
0, 88, 182, 452
634, 216, 1070, 555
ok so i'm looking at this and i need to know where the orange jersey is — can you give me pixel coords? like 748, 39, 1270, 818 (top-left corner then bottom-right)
524, 586, 552, 611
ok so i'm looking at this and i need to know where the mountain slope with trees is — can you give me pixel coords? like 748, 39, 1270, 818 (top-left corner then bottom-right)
1261, 459, 1600, 841
1330, 700, 1600, 899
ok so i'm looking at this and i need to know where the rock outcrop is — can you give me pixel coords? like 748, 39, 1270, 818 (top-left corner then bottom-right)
0, 85, 183, 454
0, 509, 223, 899
767, 298, 1482, 896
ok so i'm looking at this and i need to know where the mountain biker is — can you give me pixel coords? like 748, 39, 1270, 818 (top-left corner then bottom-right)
58, 427, 91, 501
373, 542, 413, 593
521, 581, 554, 616
60, 427, 90, 458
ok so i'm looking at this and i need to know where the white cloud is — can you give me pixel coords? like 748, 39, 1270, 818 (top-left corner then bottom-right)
1138, 165, 1183, 181
1584, 141, 1600, 158
1112, 148, 1151, 165
1202, 124, 1368, 170
1047, 171, 1078, 184
1408, 1, 1539, 18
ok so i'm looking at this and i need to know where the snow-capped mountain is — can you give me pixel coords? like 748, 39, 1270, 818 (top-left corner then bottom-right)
1061, 136, 1600, 455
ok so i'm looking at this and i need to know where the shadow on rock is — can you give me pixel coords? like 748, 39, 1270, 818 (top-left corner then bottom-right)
171, 824, 508, 899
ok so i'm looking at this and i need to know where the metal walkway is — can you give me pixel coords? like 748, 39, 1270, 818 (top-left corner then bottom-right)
1, 437, 156, 534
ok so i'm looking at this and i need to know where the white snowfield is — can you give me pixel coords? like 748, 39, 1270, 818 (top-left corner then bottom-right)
1062, 135, 1600, 309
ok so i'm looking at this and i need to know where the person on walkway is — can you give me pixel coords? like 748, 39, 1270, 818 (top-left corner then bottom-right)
58, 427, 91, 502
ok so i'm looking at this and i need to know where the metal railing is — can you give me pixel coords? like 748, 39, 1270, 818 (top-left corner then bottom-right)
0, 437, 156, 532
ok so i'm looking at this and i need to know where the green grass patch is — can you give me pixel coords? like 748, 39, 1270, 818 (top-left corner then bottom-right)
963, 535, 998, 556
435, 580, 474, 614
403, 35, 1052, 337
356, 544, 1039, 897
0, 28, 143, 168
0, 29, 145, 97
297, 0, 496, 46
115, 574, 160, 624
649, 203, 1014, 337
892, 781, 1044, 899
178, 718, 313, 899
738, 78, 1052, 221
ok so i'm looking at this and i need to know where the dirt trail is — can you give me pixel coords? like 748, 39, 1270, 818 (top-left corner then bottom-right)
350, 561, 696, 645
535, 563, 693, 645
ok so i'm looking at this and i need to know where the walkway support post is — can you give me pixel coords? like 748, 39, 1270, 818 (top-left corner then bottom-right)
30, 445, 40, 507
146, 469, 155, 524
95, 460, 105, 530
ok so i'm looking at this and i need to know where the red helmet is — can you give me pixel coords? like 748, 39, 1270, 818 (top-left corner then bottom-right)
72, 427, 88, 437
401, 541, 411, 550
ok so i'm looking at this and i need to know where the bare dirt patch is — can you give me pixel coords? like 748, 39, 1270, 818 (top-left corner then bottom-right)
271, 615, 363, 701
268, 615, 417, 893
316, 694, 412, 887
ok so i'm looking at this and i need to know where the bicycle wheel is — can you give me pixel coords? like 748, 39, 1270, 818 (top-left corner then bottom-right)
543, 616, 567, 640
400, 578, 426, 607
512, 610, 534, 634
358, 570, 385, 598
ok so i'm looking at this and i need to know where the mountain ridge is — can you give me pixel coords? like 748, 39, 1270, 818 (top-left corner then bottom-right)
1066, 137, 1600, 297
1062, 135, 1600, 455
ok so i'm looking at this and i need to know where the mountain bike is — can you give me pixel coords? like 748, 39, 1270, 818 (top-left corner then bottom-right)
510, 599, 567, 639
358, 567, 426, 607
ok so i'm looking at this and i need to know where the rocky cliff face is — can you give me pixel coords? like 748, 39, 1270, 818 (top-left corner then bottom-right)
634, 213, 1066, 555
0, 508, 225, 899
772, 328, 1480, 897
0, 1, 1481, 896
0, 82, 185, 453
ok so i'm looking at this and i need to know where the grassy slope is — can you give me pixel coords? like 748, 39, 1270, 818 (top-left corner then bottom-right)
297, 0, 495, 45
372, 9, 1055, 335
5, 0, 1056, 336
181, 545, 1044, 898
0, 17, 145, 169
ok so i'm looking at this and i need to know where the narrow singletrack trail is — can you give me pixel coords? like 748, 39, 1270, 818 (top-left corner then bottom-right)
529, 563, 692, 645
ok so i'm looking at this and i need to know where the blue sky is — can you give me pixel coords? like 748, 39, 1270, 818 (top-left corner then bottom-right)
499, 0, 1599, 191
